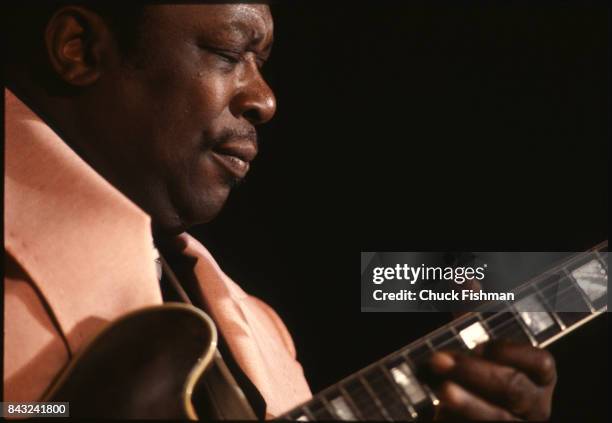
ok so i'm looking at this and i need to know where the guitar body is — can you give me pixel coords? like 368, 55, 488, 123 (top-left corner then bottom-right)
43, 303, 256, 420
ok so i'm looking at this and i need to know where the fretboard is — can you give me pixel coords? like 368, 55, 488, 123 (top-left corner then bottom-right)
280, 243, 608, 421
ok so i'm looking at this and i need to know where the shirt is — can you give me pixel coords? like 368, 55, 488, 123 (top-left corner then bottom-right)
3, 88, 312, 418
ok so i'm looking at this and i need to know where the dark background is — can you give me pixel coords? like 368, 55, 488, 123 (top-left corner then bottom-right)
191, 2, 609, 421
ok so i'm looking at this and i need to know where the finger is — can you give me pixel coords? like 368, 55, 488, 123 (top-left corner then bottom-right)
435, 381, 519, 421
430, 351, 541, 418
482, 341, 557, 386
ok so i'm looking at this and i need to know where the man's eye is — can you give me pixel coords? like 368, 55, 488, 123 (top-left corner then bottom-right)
199, 44, 242, 67
215, 51, 241, 64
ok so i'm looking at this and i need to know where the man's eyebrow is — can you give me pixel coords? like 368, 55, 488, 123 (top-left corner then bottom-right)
221, 19, 273, 50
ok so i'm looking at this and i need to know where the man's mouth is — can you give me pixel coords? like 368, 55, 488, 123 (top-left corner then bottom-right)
211, 138, 258, 180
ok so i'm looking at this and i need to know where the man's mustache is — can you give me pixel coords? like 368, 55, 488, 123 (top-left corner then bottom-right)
213, 127, 258, 145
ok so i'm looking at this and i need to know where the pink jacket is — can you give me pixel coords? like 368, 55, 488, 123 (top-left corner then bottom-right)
3, 89, 311, 418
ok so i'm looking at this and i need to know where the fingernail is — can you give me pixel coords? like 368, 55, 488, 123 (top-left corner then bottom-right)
444, 382, 467, 406
430, 352, 456, 373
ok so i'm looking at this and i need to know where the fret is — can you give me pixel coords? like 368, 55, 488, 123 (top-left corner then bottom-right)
484, 311, 535, 345
343, 377, 386, 420
533, 273, 562, 305
561, 271, 594, 314
455, 314, 482, 330
531, 274, 567, 331
380, 366, 418, 420
510, 310, 549, 347
291, 405, 314, 421
556, 311, 592, 329
513, 288, 561, 344
430, 329, 453, 348
338, 386, 364, 420
568, 257, 607, 311
538, 309, 605, 348
363, 366, 414, 421
456, 315, 490, 350
406, 342, 433, 367
387, 354, 439, 420
306, 398, 335, 420
507, 302, 538, 346
475, 312, 489, 326
557, 274, 594, 315
359, 375, 392, 420
535, 273, 592, 327
423, 385, 440, 408
329, 395, 358, 421
532, 282, 566, 331
327, 398, 356, 421
430, 328, 467, 352
449, 324, 471, 351
386, 356, 429, 406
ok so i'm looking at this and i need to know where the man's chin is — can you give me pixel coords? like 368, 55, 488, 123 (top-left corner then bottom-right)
184, 191, 231, 227
149, 197, 227, 240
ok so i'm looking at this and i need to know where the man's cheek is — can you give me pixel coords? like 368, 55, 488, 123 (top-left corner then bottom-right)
191, 153, 229, 191
163, 154, 223, 220
196, 78, 233, 117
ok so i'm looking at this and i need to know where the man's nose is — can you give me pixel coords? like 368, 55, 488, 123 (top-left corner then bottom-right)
230, 68, 277, 125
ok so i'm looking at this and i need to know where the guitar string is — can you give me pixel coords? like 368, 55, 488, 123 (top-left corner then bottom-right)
392, 252, 607, 356
347, 279, 606, 419
300, 325, 548, 418
329, 295, 602, 420
323, 316, 541, 420
313, 307, 582, 421
372, 275, 602, 373
301, 275, 607, 420
410, 270, 604, 352
292, 252, 608, 418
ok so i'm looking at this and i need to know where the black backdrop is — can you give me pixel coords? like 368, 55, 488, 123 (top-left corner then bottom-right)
190, 2, 609, 421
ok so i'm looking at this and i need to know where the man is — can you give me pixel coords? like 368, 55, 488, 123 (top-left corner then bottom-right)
4, 3, 556, 420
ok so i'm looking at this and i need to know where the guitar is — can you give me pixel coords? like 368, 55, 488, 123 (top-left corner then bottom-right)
43, 302, 256, 420
44, 242, 608, 420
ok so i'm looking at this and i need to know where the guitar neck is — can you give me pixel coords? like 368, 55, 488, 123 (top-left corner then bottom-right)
281, 243, 608, 421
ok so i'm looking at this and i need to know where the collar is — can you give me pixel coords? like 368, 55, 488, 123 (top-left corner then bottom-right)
4, 89, 163, 352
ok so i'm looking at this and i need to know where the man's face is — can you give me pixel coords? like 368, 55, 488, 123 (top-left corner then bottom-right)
88, 4, 275, 235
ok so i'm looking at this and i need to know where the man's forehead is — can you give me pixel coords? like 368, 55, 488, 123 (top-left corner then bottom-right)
153, 4, 273, 44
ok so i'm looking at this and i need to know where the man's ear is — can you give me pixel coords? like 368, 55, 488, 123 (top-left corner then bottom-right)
44, 6, 113, 87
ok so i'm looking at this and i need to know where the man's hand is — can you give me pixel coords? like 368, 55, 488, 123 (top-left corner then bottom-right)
429, 341, 557, 421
